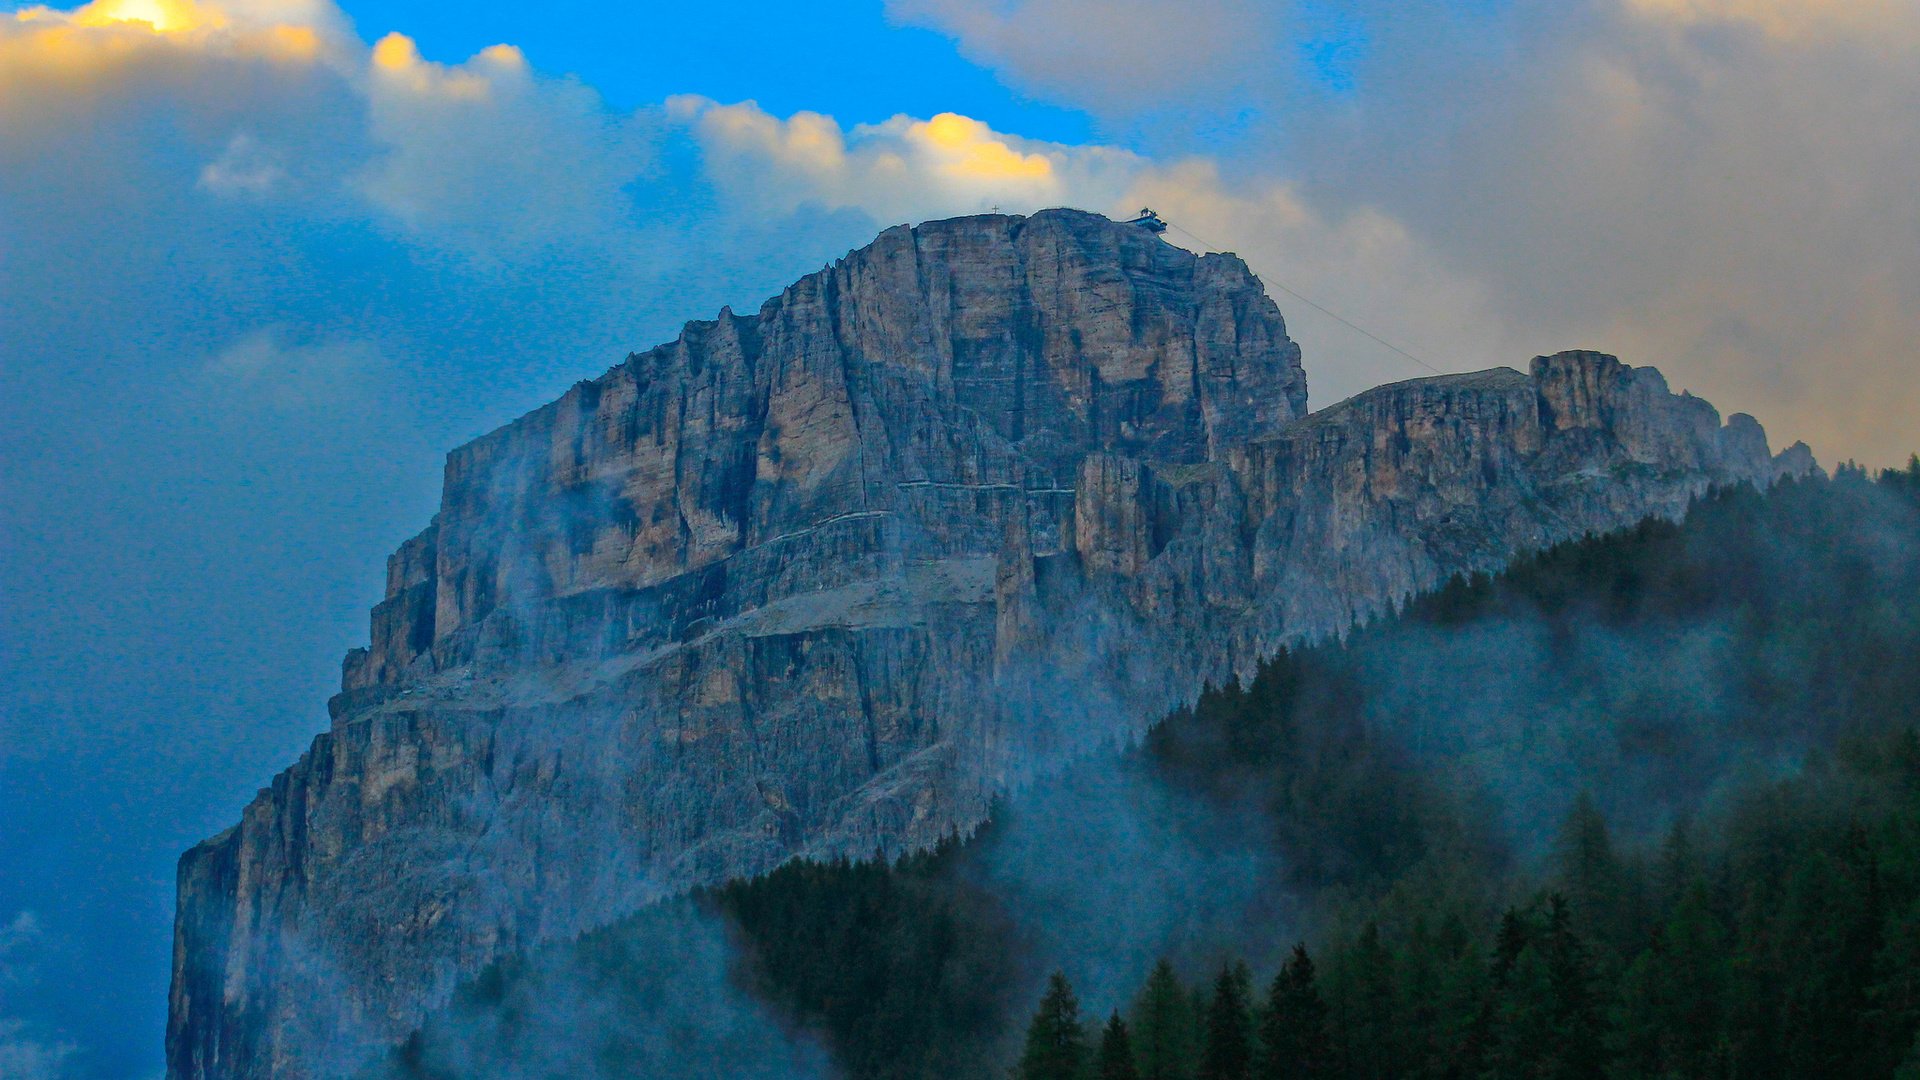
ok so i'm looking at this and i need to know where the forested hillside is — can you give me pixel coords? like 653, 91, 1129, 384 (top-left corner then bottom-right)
1014, 726, 1920, 1079
384, 461, 1920, 1079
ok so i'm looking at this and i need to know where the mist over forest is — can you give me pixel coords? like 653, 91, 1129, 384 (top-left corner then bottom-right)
13, 4, 1920, 1076
377, 463, 1920, 1079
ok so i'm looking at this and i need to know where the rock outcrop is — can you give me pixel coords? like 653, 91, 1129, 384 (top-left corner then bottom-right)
166, 209, 1808, 1079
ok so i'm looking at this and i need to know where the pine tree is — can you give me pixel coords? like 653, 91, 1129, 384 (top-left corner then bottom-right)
1191, 986, 1213, 1051
1468, 907, 1532, 1077
1342, 922, 1397, 1079
1555, 794, 1635, 960
1492, 908, 1530, 987
1897, 1029, 1920, 1080
1609, 946, 1663, 1078
1484, 896, 1608, 1080
1540, 894, 1606, 1080
1016, 972, 1089, 1080
1870, 895, 1920, 1076
1131, 960, 1197, 1080
1620, 881, 1730, 1078
1097, 1012, 1141, 1080
1258, 944, 1331, 1080
1486, 939, 1556, 1080
1654, 817, 1698, 914
1198, 962, 1254, 1080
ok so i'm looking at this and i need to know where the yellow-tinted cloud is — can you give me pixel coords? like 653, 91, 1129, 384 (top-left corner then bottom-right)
0, 0, 535, 111
366, 31, 525, 99
669, 97, 1512, 405
354, 30, 647, 253
367, 27, 413, 68
7, 0, 337, 48
910, 112, 1054, 181
672, 97, 1132, 223
369, 31, 488, 100
2, 0, 632, 253
64, 0, 222, 33
0, 0, 336, 108
11, 0, 1912, 469
669, 97, 851, 183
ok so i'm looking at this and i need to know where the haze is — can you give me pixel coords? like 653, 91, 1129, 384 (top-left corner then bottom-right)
3, 0, 1916, 1075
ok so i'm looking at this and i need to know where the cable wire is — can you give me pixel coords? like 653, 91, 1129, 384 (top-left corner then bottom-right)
1163, 221, 1448, 377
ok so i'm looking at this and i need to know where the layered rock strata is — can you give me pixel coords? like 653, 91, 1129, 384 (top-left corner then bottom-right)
167, 209, 1805, 1078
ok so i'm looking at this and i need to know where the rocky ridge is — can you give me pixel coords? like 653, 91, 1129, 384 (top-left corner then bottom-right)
166, 209, 1809, 1079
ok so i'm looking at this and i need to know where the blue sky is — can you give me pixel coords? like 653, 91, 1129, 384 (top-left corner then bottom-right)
2, 1, 1917, 1076
331, 0, 1099, 141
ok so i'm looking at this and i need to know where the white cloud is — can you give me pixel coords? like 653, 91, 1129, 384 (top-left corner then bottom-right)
15, 0, 1904, 457
354, 33, 655, 254
1124, 161, 1520, 402
0, 911, 41, 966
0, 0, 353, 95
197, 132, 286, 194
876, 0, 1920, 465
669, 95, 1145, 222
13, 0, 1920, 1070
1622, 0, 1920, 43
0, 913, 74, 1080
0, 0, 656, 259
199, 328, 390, 410
0, 1021, 74, 1080
885, 0, 1287, 110
672, 96, 1511, 401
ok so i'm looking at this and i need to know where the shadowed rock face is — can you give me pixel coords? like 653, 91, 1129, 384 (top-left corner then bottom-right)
165, 210, 1805, 1079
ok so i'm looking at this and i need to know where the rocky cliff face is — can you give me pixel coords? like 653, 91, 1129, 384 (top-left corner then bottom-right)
166, 209, 1807, 1079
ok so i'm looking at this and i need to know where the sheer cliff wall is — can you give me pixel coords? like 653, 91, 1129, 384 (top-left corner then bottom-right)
166, 209, 1804, 1078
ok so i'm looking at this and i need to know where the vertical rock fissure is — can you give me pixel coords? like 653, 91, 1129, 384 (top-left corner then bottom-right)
166, 211, 1805, 1080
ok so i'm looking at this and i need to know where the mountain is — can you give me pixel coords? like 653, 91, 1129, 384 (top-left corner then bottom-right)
165, 209, 1808, 1079
380, 465, 1920, 1079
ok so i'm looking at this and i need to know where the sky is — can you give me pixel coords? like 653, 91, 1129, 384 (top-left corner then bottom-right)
2, 0, 1917, 1075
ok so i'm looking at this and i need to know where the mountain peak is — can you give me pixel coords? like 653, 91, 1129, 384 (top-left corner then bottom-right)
169, 217, 1790, 1080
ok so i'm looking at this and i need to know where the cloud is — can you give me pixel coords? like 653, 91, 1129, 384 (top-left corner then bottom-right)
1122, 161, 1520, 402
673, 97, 1511, 402
355, 33, 655, 254
1621, 0, 1920, 42
197, 131, 286, 194
0, 4, 678, 1069
10, 0, 1918, 1071
0, 5, 1018, 1069
878, 0, 1920, 466
0, 0, 343, 100
0, 913, 75, 1080
1366, 0, 1920, 464
0, 1022, 74, 1080
0, 0, 655, 259
885, 0, 1288, 111
198, 328, 391, 410
669, 95, 1144, 222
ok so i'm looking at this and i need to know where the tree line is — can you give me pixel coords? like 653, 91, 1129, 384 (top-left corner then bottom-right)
1018, 720, 1920, 1079
383, 459, 1920, 1078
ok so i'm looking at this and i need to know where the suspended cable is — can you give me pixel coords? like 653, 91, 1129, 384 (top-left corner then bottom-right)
1162, 221, 1448, 378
